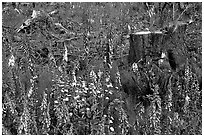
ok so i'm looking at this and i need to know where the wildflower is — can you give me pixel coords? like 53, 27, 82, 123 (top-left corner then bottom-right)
8, 54, 15, 67
132, 62, 138, 72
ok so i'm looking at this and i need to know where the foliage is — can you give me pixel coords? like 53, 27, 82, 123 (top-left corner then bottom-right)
2, 2, 202, 135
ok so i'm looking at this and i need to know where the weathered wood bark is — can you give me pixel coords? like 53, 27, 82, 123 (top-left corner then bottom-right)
128, 31, 164, 65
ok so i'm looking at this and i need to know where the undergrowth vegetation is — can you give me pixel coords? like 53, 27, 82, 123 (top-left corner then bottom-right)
2, 2, 202, 135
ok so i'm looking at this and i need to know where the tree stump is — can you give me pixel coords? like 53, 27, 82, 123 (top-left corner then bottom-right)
128, 31, 164, 65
